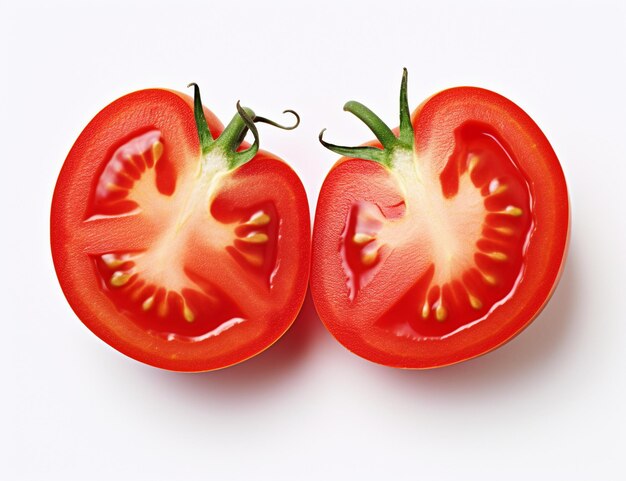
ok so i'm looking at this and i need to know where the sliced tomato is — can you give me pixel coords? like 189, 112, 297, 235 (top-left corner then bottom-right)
51, 86, 310, 371
312, 70, 569, 368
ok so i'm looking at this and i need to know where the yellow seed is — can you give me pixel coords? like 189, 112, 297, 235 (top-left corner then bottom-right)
110, 271, 131, 287
435, 304, 447, 322
468, 155, 479, 172
246, 211, 270, 226
106, 182, 125, 192
487, 251, 508, 261
142, 296, 155, 311
493, 226, 514, 236
489, 179, 507, 195
240, 251, 263, 267
152, 140, 164, 161
241, 232, 269, 244
102, 253, 125, 268
361, 249, 378, 266
353, 233, 375, 244
503, 205, 523, 217
421, 302, 430, 319
183, 303, 195, 323
482, 273, 497, 285
468, 294, 482, 310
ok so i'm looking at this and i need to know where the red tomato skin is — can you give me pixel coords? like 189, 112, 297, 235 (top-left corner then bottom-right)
51, 89, 310, 372
311, 87, 569, 369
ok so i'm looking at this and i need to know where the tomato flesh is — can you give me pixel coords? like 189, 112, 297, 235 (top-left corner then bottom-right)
312, 85, 568, 368
52, 89, 310, 371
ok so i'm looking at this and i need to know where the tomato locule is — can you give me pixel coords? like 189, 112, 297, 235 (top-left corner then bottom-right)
51, 85, 310, 371
312, 70, 569, 368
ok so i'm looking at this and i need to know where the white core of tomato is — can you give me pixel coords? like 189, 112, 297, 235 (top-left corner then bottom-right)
380, 149, 486, 289
134, 157, 231, 292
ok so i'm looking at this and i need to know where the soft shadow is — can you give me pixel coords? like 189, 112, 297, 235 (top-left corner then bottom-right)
145, 289, 323, 397
382, 241, 580, 392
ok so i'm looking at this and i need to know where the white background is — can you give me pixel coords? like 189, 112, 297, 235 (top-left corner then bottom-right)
1, 1, 625, 480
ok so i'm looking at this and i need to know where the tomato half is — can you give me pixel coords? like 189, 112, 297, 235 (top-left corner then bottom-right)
312, 70, 569, 368
51, 85, 310, 372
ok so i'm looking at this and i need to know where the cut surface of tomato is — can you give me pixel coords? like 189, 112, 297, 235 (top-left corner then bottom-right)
51, 86, 310, 371
312, 70, 568, 368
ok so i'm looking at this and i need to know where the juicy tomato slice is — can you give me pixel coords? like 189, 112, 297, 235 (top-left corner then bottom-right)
51, 89, 310, 371
312, 82, 569, 369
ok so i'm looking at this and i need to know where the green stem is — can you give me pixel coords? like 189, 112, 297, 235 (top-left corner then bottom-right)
319, 68, 415, 169
188, 83, 300, 170
206, 102, 258, 169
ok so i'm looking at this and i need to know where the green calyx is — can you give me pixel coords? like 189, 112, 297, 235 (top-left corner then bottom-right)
319, 68, 414, 169
188, 83, 300, 170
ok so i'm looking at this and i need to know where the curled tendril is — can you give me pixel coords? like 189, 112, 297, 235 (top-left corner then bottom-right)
254, 110, 300, 130
230, 100, 260, 167
236, 101, 259, 142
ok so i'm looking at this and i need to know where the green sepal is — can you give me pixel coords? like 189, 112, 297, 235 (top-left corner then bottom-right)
187, 83, 214, 155
188, 83, 300, 171
319, 68, 415, 169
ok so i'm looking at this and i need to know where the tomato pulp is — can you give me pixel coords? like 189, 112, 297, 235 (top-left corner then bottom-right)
312, 70, 569, 368
51, 86, 310, 371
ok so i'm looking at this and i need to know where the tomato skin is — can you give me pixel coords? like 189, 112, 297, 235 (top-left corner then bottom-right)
311, 87, 569, 369
51, 89, 310, 372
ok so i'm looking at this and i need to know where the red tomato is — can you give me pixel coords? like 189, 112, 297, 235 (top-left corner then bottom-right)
312, 70, 569, 368
51, 85, 310, 372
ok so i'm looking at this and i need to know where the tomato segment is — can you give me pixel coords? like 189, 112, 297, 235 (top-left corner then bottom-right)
370, 121, 534, 339
312, 70, 568, 368
93, 251, 247, 342
88, 129, 174, 218
85, 126, 281, 341
51, 86, 310, 371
